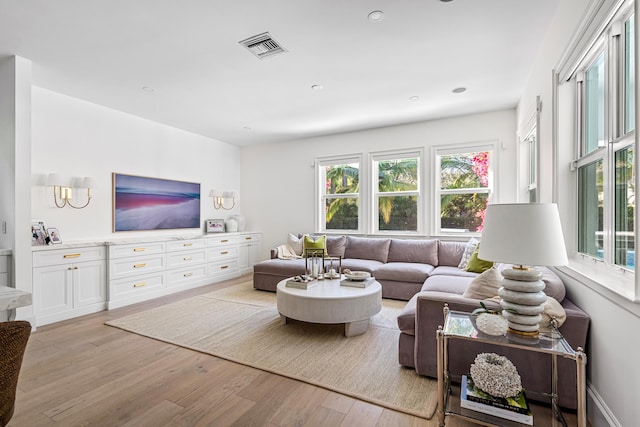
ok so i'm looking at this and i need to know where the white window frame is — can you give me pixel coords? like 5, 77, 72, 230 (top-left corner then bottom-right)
370, 149, 423, 235
432, 142, 496, 236
316, 154, 363, 234
568, 3, 638, 301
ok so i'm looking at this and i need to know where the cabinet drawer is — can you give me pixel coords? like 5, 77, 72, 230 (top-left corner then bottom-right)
33, 246, 106, 267
207, 246, 238, 262
108, 241, 165, 259
207, 235, 239, 247
208, 259, 238, 276
167, 249, 207, 268
166, 265, 208, 287
110, 273, 165, 298
109, 254, 166, 280
240, 233, 261, 243
166, 239, 206, 252
0, 255, 7, 273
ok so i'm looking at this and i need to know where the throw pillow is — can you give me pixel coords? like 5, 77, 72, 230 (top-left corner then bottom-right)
458, 238, 479, 269
303, 235, 326, 257
539, 296, 567, 332
463, 267, 502, 299
465, 245, 494, 273
287, 233, 306, 256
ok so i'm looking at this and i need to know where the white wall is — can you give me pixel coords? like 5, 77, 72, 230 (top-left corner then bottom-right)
241, 109, 517, 258
518, 0, 640, 426
31, 87, 241, 242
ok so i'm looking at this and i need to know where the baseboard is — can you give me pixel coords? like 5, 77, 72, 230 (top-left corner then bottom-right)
587, 381, 621, 427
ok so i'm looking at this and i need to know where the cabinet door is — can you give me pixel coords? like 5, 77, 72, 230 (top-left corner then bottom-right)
73, 260, 107, 307
237, 243, 249, 271
248, 243, 261, 267
33, 264, 73, 316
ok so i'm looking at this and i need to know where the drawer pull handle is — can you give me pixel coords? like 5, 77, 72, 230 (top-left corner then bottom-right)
183, 272, 193, 277
183, 256, 192, 261
220, 265, 229, 270
63, 254, 81, 259
133, 248, 146, 252
133, 263, 147, 268
133, 282, 146, 288
221, 239, 229, 243
183, 243, 193, 247
220, 251, 228, 255
245, 237, 252, 240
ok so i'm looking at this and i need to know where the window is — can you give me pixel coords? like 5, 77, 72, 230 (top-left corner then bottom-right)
435, 145, 493, 234
372, 151, 421, 233
318, 157, 360, 232
571, 4, 636, 298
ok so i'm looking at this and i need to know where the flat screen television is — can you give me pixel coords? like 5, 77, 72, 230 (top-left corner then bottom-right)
113, 173, 201, 232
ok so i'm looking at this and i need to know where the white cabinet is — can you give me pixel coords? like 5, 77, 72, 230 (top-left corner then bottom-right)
165, 238, 208, 288
0, 253, 9, 286
238, 233, 261, 274
206, 235, 239, 280
32, 246, 107, 326
107, 241, 168, 309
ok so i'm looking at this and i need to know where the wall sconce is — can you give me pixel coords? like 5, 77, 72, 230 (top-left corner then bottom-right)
48, 174, 95, 209
209, 189, 237, 210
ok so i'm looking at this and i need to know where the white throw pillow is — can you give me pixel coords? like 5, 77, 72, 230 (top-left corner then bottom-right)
286, 233, 306, 256
458, 237, 479, 269
539, 296, 567, 332
463, 266, 502, 300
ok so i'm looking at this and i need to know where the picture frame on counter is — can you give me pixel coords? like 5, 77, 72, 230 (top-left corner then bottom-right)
206, 219, 225, 233
47, 228, 62, 244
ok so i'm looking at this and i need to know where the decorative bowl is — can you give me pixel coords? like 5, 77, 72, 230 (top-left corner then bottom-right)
344, 271, 371, 281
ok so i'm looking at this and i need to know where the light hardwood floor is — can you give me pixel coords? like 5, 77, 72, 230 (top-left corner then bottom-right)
10, 274, 581, 426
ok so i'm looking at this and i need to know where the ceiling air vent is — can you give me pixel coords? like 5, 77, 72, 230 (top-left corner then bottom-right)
239, 32, 287, 59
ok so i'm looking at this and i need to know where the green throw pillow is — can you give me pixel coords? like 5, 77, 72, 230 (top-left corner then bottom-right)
465, 246, 494, 273
303, 235, 326, 257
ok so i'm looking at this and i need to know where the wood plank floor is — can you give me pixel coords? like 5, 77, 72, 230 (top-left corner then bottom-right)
9, 274, 582, 426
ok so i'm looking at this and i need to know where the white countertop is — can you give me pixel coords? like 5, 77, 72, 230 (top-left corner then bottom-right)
0, 249, 12, 256
0, 286, 32, 310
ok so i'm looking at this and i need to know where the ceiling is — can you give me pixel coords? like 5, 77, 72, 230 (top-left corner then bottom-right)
0, 0, 560, 146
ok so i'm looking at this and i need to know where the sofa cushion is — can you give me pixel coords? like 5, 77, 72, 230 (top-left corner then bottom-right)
430, 266, 478, 277
463, 267, 502, 299
325, 235, 347, 257
421, 275, 473, 294
287, 233, 306, 256
344, 236, 391, 263
341, 258, 385, 273
465, 245, 494, 273
387, 239, 438, 265
373, 262, 435, 283
253, 258, 307, 276
437, 241, 467, 267
458, 238, 479, 269
303, 235, 326, 257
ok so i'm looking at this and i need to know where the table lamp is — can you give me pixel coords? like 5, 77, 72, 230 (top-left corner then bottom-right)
478, 203, 568, 335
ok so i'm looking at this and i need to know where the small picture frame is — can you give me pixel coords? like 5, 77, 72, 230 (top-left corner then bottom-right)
206, 219, 225, 233
31, 221, 49, 246
47, 228, 62, 244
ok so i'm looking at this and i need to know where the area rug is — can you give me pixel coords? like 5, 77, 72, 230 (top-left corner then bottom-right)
105, 281, 437, 419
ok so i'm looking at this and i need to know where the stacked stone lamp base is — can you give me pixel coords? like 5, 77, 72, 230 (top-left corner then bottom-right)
499, 268, 547, 335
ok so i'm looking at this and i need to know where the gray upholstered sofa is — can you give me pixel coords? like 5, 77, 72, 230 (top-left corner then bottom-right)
253, 235, 590, 409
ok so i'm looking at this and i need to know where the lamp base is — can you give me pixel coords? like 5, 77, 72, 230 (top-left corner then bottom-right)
499, 268, 547, 336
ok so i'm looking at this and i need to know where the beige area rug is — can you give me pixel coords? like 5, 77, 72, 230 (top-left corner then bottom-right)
106, 281, 437, 419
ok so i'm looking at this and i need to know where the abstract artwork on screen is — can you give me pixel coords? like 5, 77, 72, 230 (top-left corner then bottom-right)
113, 173, 201, 232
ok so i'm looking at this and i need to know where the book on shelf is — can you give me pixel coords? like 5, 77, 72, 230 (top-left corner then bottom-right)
460, 375, 533, 426
340, 277, 376, 288
285, 278, 318, 289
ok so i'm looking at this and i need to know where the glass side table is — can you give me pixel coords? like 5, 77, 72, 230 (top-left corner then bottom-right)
436, 304, 587, 427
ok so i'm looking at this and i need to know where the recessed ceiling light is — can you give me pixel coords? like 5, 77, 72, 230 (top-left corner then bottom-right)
142, 86, 154, 92
440, 0, 454, 3
368, 10, 384, 22
409, 96, 420, 101
452, 87, 467, 94
311, 84, 323, 91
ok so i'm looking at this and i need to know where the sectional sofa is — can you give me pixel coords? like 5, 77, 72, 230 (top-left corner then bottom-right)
252, 235, 590, 409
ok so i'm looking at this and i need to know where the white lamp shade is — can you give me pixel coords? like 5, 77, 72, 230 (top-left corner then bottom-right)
81, 177, 96, 188
47, 173, 65, 186
224, 191, 238, 199
209, 189, 222, 198
478, 203, 568, 267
